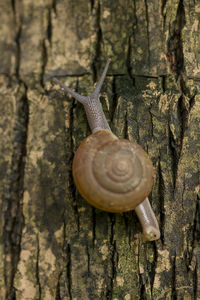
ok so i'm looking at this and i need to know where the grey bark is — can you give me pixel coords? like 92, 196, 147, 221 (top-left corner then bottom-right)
0, 0, 200, 299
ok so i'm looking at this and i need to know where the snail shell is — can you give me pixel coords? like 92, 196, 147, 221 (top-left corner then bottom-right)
73, 130, 154, 212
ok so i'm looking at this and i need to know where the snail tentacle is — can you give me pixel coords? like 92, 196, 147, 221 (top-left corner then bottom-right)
52, 77, 88, 104
91, 58, 111, 99
53, 59, 111, 133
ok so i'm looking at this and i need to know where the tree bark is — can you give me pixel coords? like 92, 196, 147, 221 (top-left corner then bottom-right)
0, 0, 200, 299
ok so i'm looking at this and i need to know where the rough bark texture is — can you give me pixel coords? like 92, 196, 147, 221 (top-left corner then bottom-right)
0, 0, 200, 299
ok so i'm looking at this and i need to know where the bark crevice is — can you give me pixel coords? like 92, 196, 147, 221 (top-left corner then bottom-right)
158, 159, 165, 244
3, 83, 28, 299
66, 244, 72, 300
36, 235, 42, 300
167, 0, 186, 81
91, 0, 102, 83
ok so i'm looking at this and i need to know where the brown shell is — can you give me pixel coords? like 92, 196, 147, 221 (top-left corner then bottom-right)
72, 130, 154, 213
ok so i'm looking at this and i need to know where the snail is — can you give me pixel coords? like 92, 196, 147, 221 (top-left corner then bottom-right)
53, 59, 160, 241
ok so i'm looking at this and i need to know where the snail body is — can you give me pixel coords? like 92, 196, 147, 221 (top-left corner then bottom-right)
73, 130, 154, 212
53, 59, 160, 241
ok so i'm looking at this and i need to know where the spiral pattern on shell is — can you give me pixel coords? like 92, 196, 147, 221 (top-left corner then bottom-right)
72, 130, 154, 212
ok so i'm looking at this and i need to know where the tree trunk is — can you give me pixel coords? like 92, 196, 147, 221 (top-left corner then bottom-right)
0, 0, 199, 299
